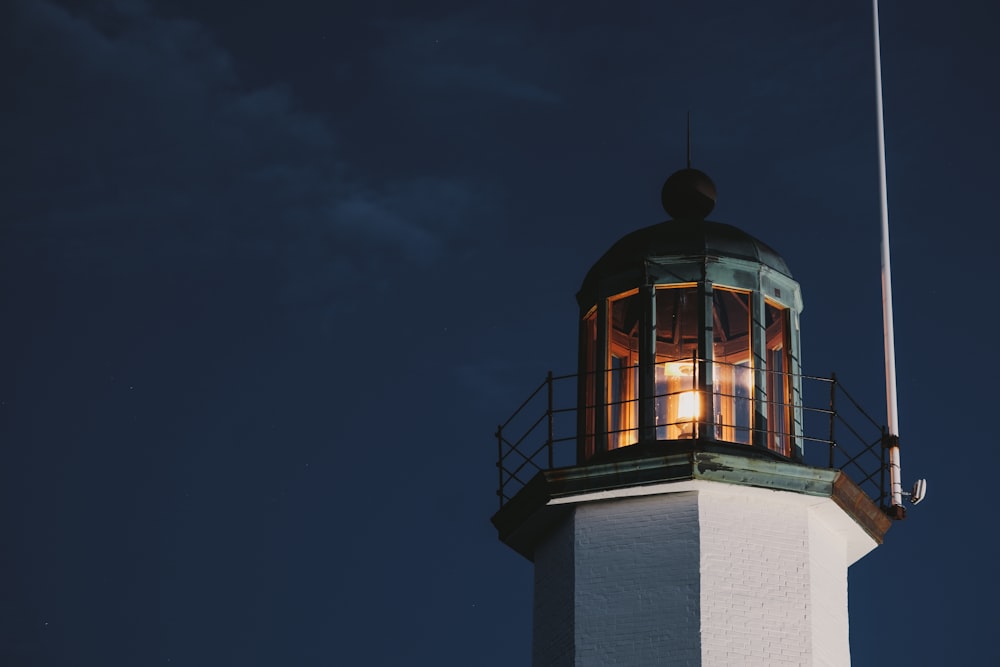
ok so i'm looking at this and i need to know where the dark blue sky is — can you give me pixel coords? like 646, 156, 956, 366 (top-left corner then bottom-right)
2, 0, 997, 664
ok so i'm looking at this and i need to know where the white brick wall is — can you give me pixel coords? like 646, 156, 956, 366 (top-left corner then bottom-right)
699, 486, 814, 666
534, 512, 576, 667
530, 481, 870, 666
574, 492, 701, 667
533, 493, 701, 666
808, 513, 850, 667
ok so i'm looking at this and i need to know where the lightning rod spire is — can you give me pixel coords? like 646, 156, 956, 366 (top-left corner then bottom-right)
686, 111, 692, 169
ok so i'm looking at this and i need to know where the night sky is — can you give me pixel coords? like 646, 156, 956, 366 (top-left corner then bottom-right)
3, 0, 998, 665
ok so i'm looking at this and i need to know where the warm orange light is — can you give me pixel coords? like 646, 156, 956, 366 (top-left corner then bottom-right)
663, 361, 695, 378
658, 361, 699, 438
677, 391, 699, 421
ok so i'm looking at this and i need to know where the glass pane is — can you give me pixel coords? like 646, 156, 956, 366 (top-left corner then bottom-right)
765, 301, 790, 456
713, 289, 752, 444
608, 293, 640, 449
654, 286, 699, 439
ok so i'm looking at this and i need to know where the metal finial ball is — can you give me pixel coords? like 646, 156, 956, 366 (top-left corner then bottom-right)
661, 168, 717, 220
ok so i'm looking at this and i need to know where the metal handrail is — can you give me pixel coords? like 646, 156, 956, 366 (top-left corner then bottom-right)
495, 361, 889, 512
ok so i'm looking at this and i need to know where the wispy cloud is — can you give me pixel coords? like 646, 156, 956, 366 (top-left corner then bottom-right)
3, 0, 483, 306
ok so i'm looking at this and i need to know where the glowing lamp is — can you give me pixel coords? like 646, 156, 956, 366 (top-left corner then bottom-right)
676, 391, 699, 421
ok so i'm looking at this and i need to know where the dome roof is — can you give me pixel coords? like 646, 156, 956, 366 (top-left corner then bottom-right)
579, 218, 792, 303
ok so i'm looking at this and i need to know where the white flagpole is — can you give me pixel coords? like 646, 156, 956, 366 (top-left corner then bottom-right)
872, 0, 904, 514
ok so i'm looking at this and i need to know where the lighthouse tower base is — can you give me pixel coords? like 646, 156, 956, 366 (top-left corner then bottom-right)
495, 453, 890, 667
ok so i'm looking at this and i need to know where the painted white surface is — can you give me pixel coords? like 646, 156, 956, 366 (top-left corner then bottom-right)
533, 511, 575, 667
531, 481, 874, 666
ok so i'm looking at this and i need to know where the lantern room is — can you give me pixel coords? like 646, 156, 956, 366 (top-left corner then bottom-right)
576, 167, 803, 463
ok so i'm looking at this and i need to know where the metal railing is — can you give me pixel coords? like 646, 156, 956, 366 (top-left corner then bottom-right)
495, 364, 889, 512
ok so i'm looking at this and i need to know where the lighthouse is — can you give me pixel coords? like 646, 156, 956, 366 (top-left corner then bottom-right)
492, 167, 895, 666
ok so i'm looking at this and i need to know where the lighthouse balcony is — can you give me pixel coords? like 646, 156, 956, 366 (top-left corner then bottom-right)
494, 364, 892, 525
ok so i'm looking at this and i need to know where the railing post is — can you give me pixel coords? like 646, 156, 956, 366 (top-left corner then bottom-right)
828, 373, 837, 468
546, 370, 554, 469
496, 424, 504, 510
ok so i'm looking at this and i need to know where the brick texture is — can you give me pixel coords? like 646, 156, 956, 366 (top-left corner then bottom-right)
530, 483, 861, 666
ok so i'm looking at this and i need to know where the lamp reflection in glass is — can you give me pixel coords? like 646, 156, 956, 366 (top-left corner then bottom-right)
656, 361, 699, 439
